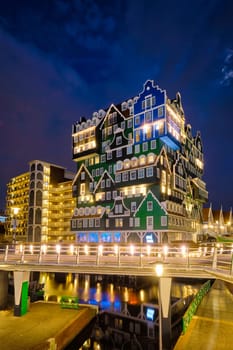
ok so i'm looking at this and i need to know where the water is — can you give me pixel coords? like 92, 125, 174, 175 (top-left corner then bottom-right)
38, 272, 203, 349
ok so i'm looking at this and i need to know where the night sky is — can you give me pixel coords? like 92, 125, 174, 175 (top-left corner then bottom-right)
0, 0, 232, 211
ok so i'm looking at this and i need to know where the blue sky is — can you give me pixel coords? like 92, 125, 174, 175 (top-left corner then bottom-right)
0, 0, 232, 210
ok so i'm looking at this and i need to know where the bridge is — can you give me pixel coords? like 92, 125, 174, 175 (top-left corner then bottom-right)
1, 242, 233, 283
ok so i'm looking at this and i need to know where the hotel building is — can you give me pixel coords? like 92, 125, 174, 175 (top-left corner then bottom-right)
71, 80, 208, 243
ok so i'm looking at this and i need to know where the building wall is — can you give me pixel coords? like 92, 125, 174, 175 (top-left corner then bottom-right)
5, 160, 75, 242
71, 80, 208, 243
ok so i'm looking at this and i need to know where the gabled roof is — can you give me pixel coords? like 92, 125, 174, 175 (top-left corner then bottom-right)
72, 164, 93, 186
99, 103, 127, 130
93, 170, 115, 194
155, 146, 172, 173
134, 190, 168, 216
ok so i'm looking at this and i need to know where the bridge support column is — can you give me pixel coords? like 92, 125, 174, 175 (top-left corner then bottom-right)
159, 277, 172, 350
0, 271, 8, 309
14, 271, 30, 317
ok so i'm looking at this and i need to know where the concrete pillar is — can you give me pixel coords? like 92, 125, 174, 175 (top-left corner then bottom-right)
0, 271, 9, 309
14, 271, 30, 316
159, 277, 172, 350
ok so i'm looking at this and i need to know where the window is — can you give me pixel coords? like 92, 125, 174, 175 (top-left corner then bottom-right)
135, 217, 140, 227
135, 130, 140, 142
142, 142, 148, 152
161, 216, 167, 226
101, 180, 105, 189
139, 155, 146, 166
138, 168, 145, 179
107, 151, 112, 160
80, 183, 85, 195
115, 218, 123, 227
121, 121, 125, 129
95, 219, 100, 227
116, 149, 122, 157
106, 179, 111, 187
122, 172, 129, 181
130, 171, 137, 180
116, 161, 123, 171
96, 168, 100, 176
101, 154, 106, 163
147, 216, 153, 229
106, 191, 111, 200
135, 144, 140, 154
151, 140, 156, 149
131, 202, 137, 212
135, 116, 140, 126
147, 201, 153, 211
116, 136, 122, 145
145, 111, 152, 122
158, 106, 163, 117
127, 145, 133, 155
114, 174, 121, 184
146, 167, 153, 177
128, 119, 133, 128
113, 191, 117, 199
81, 172, 85, 180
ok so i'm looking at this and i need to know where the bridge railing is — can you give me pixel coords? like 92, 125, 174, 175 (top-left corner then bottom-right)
0, 242, 233, 276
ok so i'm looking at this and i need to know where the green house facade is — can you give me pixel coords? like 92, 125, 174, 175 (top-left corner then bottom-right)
71, 80, 208, 243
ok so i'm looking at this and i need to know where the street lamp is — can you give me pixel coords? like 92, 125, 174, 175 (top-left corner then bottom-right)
12, 207, 20, 244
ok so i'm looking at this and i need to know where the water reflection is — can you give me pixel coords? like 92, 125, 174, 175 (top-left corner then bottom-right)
38, 273, 202, 349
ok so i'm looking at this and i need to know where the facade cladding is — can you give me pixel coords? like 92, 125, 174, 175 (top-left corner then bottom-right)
71, 80, 208, 243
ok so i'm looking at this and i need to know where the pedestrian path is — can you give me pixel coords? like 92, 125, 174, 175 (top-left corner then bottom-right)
174, 279, 233, 350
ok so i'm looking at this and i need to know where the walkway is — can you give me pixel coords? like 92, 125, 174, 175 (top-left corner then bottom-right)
174, 279, 233, 350
0, 301, 97, 350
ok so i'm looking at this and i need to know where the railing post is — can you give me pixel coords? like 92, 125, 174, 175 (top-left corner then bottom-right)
96, 246, 99, 266
21, 245, 25, 263
212, 246, 217, 270
140, 246, 143, 267
118, 246, 120, 266
4, 245, 9, 262
187, 248, 190, 269
76, 246, 80, 264
38, 245, 42, 263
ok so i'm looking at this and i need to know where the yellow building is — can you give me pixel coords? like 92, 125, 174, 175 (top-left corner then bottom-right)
5, 160, 75, 243
5, 172, 30, 243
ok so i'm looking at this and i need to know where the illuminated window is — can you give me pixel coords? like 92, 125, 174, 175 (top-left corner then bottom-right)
139, 155, 146, 166
80, 184, 85, 195
151, 140, 156, 149
135, 130, 140, 142
115, 218, 123, 227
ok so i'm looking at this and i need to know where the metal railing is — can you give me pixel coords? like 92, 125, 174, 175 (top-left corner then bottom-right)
0, 242, 233, 281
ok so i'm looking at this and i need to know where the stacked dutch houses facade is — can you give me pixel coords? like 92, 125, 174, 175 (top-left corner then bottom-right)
71, 80, 208, 243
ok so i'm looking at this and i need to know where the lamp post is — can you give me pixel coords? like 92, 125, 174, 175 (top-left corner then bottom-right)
12, 207, 20, 244
155, 263, 172, 350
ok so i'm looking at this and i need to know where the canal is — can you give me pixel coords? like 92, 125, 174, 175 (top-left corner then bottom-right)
35, 272, 205, 350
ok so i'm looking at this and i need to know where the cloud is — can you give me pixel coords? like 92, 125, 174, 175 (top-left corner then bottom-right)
220, 49, 233, 86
